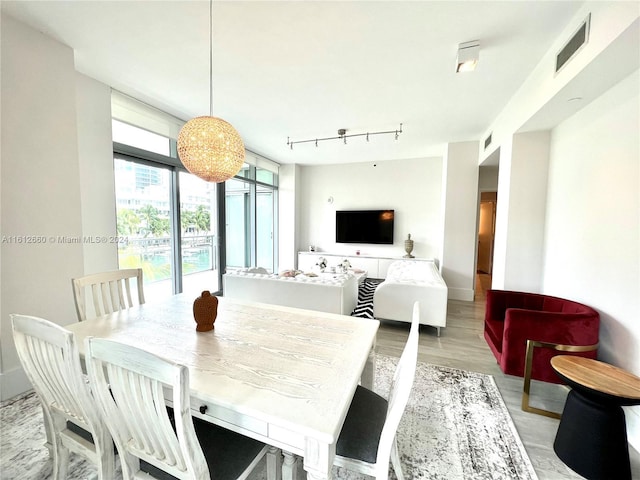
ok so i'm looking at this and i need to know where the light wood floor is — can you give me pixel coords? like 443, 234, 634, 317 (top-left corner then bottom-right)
375, 274, 640, 479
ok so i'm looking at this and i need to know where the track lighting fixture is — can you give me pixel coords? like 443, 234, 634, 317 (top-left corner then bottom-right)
287, 124, 403, 150
456, 40, 480, 73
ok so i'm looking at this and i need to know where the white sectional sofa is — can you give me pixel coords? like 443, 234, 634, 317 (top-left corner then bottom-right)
223, 271, 358, 315
373, 260, 448, 335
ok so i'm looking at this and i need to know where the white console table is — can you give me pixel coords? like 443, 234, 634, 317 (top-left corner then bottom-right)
298, 251, 434, 279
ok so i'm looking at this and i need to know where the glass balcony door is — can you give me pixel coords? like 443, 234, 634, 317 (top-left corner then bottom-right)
179, 172, 220, 296
115, 159, 174, 301
256, 185, 274, 271
114, 157, 221, 301
224, 168, 277, 273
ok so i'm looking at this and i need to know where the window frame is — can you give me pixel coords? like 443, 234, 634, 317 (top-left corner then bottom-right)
113, 141, 279, 293
113, 141, 227, 295
225, 165, 279, 272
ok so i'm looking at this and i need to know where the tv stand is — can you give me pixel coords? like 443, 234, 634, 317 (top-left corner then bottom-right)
297, 251, 432, 279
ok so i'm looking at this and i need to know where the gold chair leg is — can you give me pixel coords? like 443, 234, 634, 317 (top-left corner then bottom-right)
521, 339, 598, 419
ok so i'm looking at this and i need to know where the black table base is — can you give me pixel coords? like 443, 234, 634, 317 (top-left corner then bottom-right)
554, 389, 631, 480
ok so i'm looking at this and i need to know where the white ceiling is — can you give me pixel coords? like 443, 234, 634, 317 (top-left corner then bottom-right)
1, 0, 584, 166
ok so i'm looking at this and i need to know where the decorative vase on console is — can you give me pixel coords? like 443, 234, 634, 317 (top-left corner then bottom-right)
404, 234, 415, 258
315, 257, 327, 272
336, 259, 351, 274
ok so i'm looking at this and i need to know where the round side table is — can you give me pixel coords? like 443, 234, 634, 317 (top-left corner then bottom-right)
551, 356, 640, 480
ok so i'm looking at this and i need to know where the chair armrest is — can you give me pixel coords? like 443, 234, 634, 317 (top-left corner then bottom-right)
522, 339, 598, 418
501, 308, 599, 376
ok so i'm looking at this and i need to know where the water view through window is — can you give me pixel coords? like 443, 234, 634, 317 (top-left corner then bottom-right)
112, 119, 276, 299
179, 172, 220, 297
114, 158, 220, 301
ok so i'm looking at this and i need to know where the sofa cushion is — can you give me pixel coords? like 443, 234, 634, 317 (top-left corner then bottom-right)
386, 260, 437, 282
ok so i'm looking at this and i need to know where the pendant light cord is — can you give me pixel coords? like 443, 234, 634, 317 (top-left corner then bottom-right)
209, 0, 213, 117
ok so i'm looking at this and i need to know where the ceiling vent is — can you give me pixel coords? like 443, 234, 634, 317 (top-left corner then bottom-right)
556, 13, 591, 73
484, 132, 492, 150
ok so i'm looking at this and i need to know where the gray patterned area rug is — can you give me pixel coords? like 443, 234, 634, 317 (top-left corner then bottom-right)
0, 355, 537, 480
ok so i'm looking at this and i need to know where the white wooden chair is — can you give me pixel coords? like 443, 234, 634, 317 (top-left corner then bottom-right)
334, 301, 421, 480
85, 337, 276, 480
11, 314, 115, 479
72, 268, 145, 321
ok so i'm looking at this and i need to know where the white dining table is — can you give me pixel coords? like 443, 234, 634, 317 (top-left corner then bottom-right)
67, 293, 380, 480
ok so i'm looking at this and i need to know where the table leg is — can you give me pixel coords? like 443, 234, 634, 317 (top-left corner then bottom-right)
267, 447, 282, 480
302, 438, 335, 480
282, 451, 298, 480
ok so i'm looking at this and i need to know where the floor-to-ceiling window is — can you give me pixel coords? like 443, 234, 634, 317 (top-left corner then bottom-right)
113, 119, 222, 301
179, 171, 220, 297
256, 169, 276, 271
114, 157, 174, 300
225, 162, 278, 272
225, 176, 250, 268
112, 111, 279, 298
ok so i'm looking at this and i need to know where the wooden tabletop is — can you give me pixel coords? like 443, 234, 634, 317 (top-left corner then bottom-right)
67, 294, 380, 445
551, 356, 640, 401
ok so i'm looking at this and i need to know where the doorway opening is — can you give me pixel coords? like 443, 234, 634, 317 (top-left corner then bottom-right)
476, 191, 497, 298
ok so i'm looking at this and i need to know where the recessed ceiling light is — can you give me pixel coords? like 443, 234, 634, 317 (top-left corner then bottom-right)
456, 40, 480, 73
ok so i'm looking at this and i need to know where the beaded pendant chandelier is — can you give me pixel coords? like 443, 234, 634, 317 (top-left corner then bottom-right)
177, 0, 244, 183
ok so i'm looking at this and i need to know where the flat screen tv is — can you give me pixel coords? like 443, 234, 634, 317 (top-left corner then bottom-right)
336, 210, 394, 244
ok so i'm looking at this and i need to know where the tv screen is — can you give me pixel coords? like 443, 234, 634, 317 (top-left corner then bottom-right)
336, 210, 394, 244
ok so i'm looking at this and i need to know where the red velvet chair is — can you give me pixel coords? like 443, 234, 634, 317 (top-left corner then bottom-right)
484, 289, 599, 417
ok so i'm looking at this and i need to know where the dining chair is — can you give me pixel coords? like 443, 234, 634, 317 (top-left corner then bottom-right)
334, 301, 420, 480
11, 314, 115, 480
72, 268, 145, 321
85, 337, 275, 480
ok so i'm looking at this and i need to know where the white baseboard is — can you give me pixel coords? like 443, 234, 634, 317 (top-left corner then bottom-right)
0, 366, 32, 402
447, 287, 475, 302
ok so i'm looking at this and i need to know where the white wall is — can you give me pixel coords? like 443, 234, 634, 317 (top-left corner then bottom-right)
76, 74, 119, 274
441, 141, 479, 300
544, 70, 640, 447
1, 15, 85, 398
478, 166, 499, 191
493, 131, 550, 292
296, 157, 443, 265
0, 16, 117, 401
278, 163, 301, 271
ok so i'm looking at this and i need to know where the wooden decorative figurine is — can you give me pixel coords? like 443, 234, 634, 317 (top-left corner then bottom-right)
193, 290, 218, 332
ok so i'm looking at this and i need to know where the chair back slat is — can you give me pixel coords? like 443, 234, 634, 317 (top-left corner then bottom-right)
112, 279, 126, 311
86, 338, 210, 480
122, 277, 134, 309
105, 280, 119, 314
72, 268, 145, 321
11, 314, 114, 479
13, 316, 89, 425
92, 283, 105, 317
377, 301, 420, 468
